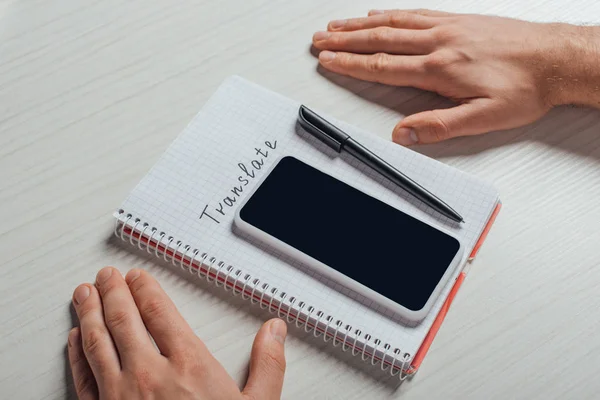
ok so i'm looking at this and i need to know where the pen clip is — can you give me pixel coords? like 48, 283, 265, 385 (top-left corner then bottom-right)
298, 105, 349, 153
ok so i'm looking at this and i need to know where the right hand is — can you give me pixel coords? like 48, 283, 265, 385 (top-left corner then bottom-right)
313, 9, 599, 145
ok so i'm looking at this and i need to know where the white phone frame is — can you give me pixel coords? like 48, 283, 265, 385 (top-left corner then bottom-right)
234, 156, 465, 323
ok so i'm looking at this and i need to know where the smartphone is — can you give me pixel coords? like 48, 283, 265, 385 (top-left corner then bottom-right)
234, 156, 464, 322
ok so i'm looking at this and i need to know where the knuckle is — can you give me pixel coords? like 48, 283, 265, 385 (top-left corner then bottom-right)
261, 349, 286, 375
171, 350, 206, 373
70, 344, 86, 365
128, 274, 149, 295
367, 53, 389, 73
105, 309, 131, 330
413, 8, 432, 16
388, 12, 406, 26
74, 374, 96, 396
141, 298, 169, 320
432, 26, 461, 43
367, 27, 390, 43
82, 329, 104, 358
424, 50, 457, 72
423, 53, 444, 71
77, 303, 96, 321
329, 33, 345, 47
97, 280, 117, 297
336, 53, 350, 68
427, 111, 451, 142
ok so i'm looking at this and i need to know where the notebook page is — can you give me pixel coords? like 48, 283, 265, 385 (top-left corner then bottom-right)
118, 76, 499, 359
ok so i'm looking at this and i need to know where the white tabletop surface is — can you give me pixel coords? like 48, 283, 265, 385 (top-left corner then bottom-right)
2, 0, 600, 399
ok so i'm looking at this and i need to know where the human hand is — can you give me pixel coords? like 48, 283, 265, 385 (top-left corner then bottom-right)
68, 267, 287, 400
313, 10, 599, 145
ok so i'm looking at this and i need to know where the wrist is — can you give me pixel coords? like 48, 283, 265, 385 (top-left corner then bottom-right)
543, 24, 600, 108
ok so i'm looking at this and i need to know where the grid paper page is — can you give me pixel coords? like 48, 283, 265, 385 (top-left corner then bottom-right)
117, 76, 499, 360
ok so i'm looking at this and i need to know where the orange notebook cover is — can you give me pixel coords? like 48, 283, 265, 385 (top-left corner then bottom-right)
409, 202, 502, 374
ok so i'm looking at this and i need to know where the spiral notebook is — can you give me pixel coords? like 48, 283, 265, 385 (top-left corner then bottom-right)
114, 76, 501, 378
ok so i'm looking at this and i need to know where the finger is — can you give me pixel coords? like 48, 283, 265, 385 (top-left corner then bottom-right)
369, 9, 454, 17
242, 319, 287, 400
68, 328, 99, 400
318, 51, 428, 88
125, 269, 205, 358
328, 11, 436, 32
72, 284, 120, 385
392, 101, 498, 145
94, 267, 155, 364
313, 27, 433, 55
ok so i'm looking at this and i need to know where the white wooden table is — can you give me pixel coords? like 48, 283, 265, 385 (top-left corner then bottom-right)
2, 0, 600, 398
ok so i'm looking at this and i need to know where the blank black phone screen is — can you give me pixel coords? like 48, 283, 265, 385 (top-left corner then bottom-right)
239, 156, 461, 311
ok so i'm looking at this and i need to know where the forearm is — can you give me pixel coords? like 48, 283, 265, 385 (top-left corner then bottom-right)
546, 24, 600, 109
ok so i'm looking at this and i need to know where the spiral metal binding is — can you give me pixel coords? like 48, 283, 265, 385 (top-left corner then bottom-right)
114, 210, 414, 380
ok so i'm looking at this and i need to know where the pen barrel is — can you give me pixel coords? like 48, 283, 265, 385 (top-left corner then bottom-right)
343, 139, 463, 222
344, 138, 418, 190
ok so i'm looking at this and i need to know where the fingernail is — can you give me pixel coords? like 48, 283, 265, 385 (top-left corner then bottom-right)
319, 51, 336, 62
68, 328, 79, 347
96, 267, 113, 284
73, 285, 90, 305
369, 9, 385, 15
313, 31, 330, 41
270, 319, 287, 345
126, 269, 141, 284
329, 19, 346, 29
394, 127, 418, 146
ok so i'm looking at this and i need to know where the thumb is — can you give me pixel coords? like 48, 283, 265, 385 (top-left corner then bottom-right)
392, 102, 494, 146
242, 318, 287, 400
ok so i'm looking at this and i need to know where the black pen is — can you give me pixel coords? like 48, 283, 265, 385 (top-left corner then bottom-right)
297, 105, 464, 223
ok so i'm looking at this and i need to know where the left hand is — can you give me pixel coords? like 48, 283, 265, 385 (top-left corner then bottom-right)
68, 267, 287, 400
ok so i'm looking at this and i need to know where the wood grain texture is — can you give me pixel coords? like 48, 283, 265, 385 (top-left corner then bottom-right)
1, 0, 600, 399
